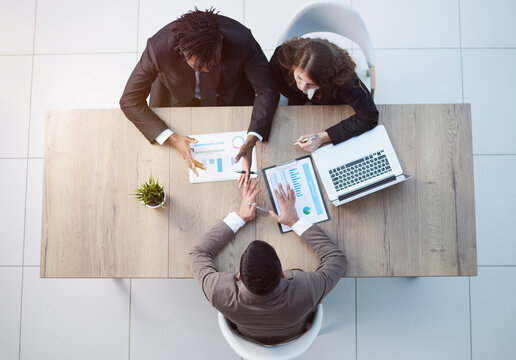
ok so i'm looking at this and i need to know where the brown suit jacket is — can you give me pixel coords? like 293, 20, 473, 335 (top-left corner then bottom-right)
120, 15, 279, 143
189, 221, 347, 345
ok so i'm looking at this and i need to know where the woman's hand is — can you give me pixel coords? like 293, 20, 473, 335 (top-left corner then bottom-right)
295, 131, 331, 153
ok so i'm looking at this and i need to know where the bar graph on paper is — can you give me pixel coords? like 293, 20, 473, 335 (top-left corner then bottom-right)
188, 131, 257, 183
265, 157, 328, 233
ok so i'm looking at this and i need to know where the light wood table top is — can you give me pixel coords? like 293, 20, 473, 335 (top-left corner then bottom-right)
41, 104, 477, 278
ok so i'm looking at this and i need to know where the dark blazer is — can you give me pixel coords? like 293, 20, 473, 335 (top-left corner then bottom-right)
120, 16, 279, 143
270, 45, 379, 144
189, 221, 347, 345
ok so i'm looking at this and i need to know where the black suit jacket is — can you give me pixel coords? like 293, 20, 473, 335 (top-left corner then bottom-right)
120, 16, 279, 143
270, 45, 378, 144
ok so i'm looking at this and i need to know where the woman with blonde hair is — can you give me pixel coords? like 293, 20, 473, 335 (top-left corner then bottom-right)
270, 37, 378, 152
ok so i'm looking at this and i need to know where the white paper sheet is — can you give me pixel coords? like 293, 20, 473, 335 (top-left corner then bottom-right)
188, 131, 257, 183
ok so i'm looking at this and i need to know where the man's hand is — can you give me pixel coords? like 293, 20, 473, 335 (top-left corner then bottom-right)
167, 133, 206, 176
234, 135, 258, 189
269, 183, 299, 227
296, 131, 331, 153
237, 180, 262, 222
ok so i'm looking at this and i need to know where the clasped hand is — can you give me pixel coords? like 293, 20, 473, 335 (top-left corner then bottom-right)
238, 181, 299, 228
233, 135, 257, 189
237, 180, 262, 222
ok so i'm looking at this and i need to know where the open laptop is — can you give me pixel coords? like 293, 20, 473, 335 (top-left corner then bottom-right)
311, 125, 411, 206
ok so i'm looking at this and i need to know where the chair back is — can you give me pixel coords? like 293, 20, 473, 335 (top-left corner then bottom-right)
277, 2, 375, 67
218, 304, 323, 360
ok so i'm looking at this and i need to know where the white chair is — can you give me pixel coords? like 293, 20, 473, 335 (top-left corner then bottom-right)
218, 304, 323, 360
276, 2, 375, 98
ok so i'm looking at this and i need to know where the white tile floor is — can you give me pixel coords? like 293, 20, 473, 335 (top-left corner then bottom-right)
0, 1, 514, 359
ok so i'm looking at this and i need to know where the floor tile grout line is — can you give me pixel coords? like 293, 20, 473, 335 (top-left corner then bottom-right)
2, 47, 516, 58
243, 0, 245, 25
18, 268, 26, 360
478, 265, 516, 267
473, 154, 516, 156
351, 0, 355, 56
355, 277, 358, 360
461, 46, 516, 50
469, 276, 473, 360
0, 157, 44, 160
128, 278, 132, 360
135, 0, 140, 57
458, 0, 465, 104
0, 265, 39, 267
0, 265, 23, 267
19, 1, 38, 359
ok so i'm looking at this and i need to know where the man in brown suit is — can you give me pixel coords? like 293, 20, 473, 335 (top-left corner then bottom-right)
189, 181, 347, 345
120, 8, 279, 188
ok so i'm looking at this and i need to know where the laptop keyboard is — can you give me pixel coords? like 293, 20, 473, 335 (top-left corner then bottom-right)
329, 150, 392, 192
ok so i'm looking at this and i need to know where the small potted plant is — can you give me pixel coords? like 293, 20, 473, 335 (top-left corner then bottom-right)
133, 175, 166, 208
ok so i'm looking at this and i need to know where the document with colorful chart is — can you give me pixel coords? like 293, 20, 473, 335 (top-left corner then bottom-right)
263, 156, 329, 233
188, 131, 258, 183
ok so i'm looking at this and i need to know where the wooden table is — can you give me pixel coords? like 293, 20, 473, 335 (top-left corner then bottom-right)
41, 104, 477, 278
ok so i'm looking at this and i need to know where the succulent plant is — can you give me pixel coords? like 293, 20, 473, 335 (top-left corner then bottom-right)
132, 175, 165, 208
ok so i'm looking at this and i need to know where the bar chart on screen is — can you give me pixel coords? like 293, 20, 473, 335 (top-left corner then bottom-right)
263, 156, 329, 233
188, 131, 257, 183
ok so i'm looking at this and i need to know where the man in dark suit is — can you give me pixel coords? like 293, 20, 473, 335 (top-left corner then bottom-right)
189, 181, 347, 345
120, 8, 279, 187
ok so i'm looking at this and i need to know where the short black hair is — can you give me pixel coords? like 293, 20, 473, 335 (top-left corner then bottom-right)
174, 7, 222, 71
240, 240, 282, 296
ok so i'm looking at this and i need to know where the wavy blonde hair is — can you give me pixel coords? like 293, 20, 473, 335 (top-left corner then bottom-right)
279, 37, 357, 97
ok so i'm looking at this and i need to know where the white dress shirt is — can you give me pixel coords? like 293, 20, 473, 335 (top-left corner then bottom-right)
155, 70, 263, 144
223, 212, 313, 237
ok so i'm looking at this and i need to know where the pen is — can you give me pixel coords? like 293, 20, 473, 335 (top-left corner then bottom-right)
248, 202, 269, 213
235, 170, 262, 175
293, 133, 320, 146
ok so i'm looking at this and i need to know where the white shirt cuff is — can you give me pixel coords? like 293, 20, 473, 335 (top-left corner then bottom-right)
223, 212, 246, 233
291, 217, 313, 236
247, 132, 263, 142
155, 129, 174, 145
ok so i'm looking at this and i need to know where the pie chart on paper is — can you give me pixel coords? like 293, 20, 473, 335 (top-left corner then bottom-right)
232, 135, 245, 149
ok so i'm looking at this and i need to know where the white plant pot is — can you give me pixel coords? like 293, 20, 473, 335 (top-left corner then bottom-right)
145, 190, 166, 208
